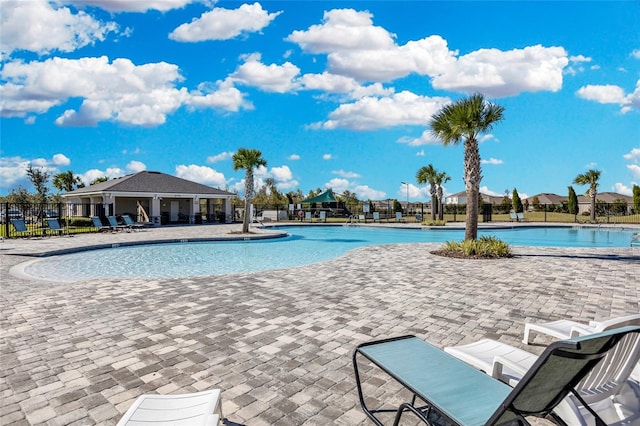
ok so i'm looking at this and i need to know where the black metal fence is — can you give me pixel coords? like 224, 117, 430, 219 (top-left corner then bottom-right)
3, 201, 638, 238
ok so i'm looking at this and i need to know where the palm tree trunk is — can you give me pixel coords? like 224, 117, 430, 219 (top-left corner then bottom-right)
464, 139, 482, 240
430, 184, 437, 221
589, 188, 596, 223
242, 170, 254, 233
437, 186, 444, 221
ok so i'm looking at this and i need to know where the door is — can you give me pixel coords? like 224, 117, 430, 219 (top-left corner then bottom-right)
171, 201, 179, 222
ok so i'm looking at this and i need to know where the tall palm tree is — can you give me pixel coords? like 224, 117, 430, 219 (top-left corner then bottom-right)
233, 148, 267, 233
573, 169, 601, 223
435, 171, 450, 221
429, 94, 505, 240
416, 164, 438, 221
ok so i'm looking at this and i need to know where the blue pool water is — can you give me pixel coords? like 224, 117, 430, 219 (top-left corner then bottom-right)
20, 225, 636, 281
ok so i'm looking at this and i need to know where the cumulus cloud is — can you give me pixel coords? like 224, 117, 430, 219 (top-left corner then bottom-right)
230, 53, 300, 93
207, 151, 235, 163
0, 56, 250, 125
631, 49, 640, 60
78, 167, 126, 185
624, 148, 640, 163
397, 130, 443, 147
0, 0, 117, 59
432, 45, 569, 97
612, 182, 633, 196
324, 178, 349, 193
126, 160, 147, 172
0, 153, 73, 191
288, 154, 301, 160
316, 91, 450, 131
332, 170, 361, 178
481, 158, 504, 165
479, 186, 503, 197
354, 184, 386, 200
577, 80, 640, 113
628, 164, 640, 179
75, 0, 201, 12
175, 164, 227, 187
170, 3, 281, 42
322, 154, 333, 160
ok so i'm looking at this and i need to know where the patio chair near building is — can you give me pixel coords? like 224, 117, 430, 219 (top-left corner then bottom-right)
522, 313, 640, 344
45, 218, 67, 237
107, 216, 129, 232
10, 219, 32, 237
122, 215, 145, 231
353, 326, 640, 426
91, 216, 111, 232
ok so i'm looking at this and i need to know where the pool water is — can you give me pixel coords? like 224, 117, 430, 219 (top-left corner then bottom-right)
20, 225, 637, 282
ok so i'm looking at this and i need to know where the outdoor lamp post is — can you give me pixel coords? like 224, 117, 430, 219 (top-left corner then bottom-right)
401, 181, 409, 213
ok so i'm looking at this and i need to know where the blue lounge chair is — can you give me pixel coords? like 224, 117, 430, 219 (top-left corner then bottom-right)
10, 219, 32, 237
91, 216, 111, 232
353, 326, 640, 426
107, 215, 129, 232
122, 215, 145, 231
46, 218, 67, 236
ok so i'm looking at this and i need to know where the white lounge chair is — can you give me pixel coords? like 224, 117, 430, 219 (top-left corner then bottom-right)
523, 313, 640, 344
117, 389, 222, 426
445, 327, 640, 426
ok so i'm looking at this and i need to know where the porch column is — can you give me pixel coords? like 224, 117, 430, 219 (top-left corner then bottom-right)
224, 197, 232, 223
151, 197, 161, 226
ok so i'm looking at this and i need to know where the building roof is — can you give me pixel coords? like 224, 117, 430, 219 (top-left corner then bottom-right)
64, 171, 233, 197
576, 192, 632, 203
526, 193, 567, 205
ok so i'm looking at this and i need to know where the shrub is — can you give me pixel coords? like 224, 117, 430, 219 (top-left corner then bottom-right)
436, 236, 512, 259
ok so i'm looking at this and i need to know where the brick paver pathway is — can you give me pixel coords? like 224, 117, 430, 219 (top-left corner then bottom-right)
1, 224, 638, 425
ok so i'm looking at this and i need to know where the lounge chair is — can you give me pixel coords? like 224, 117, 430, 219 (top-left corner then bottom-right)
509, 212, 518, 222
372, 212, 380, 222
353, 326, 640, 426
91, 216, 111, 232
10, 219, 32, 237
318, 211, 326, 223
522, 313, 640, 344
122, 215, 145, 231
395, 212, 404, 223
117, 389, 222, 426
304, 212, 312, 221
107, 215, 129, 232
46, 218, 67, 236
632, 232, 640, 247
516, 212, 528, 222
444, 326, 640, 425
359, 214, 366, 223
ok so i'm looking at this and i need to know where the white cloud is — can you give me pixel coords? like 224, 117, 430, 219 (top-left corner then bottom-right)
75, 0, 201, 12
624, 148, 640, 163
432, 45, 568, 97
270, 165, 293, 182
612, 182, 633, 196
479, 186, 502, 197
481, 158, 503, 165
286, 9, 396, 54
207, 151, 235, 163
416, 150, 425, 157
0, 153, 75, 191
398, 130, 443, 147
78, 167, 125, 185
288, 154, 300, 160
1, 56, 250, 125
126, 160, 146, 172
0, 0, 117, 59
322, 154, 333, 160
169, 3, 282, 42
324, 178, 349, 193
627, 164, 640, 179
318, 91, 450, 131
353, 184, 386, 200
577, 79, 640, 113
332, 170, 360, 178
631, 49, 640, 60
300, 72, 393, 99
175, 164, 227, 187
230, 53, 300, 93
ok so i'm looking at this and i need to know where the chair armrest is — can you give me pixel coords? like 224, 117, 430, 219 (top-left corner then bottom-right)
569, 325, 596, 338
491, 355, 530, 384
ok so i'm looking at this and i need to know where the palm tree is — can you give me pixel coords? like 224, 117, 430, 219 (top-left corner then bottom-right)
233, 148, 267, 233
52, 170, 84, 193
416, 164, 438, 221
573, 169, 601, 223
429, 93, 505, 240
435, 171, 450, 221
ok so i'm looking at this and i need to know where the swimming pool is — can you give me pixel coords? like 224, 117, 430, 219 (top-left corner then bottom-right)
16, 225, 637, 282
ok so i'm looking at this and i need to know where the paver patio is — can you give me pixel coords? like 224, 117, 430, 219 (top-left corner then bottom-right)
1, 224, 638, 425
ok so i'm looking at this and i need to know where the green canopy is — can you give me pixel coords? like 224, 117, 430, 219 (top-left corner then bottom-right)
302, 189, 338, 203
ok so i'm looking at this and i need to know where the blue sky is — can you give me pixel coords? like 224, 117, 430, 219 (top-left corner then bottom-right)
1, 0, 639, 202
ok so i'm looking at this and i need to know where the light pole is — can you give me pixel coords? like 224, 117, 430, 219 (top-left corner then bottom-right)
401, 181, 409, 213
